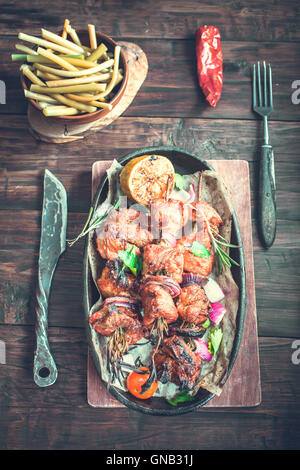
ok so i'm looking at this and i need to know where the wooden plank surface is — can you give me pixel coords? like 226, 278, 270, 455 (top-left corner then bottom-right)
3, 38, 300, 121
1, 0, 300, 451
0, 0, 299, 41
87, 159, 260, 408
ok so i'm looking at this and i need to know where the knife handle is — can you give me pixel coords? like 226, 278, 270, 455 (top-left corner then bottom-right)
258, 144, 276, 248
33, 279, 58, 387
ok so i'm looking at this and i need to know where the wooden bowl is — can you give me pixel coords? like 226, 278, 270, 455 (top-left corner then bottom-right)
21, 30, 128, 124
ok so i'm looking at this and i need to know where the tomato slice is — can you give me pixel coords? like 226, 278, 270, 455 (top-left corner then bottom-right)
126, 367, 159, 399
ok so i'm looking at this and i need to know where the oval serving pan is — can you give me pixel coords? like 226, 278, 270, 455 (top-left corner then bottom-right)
83, 146, 246, 415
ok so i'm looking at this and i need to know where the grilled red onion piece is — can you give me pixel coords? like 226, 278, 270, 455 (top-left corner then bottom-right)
102, 296, 141, 312
194, 338, 213, 361
181, 273, 206, 287
210, 302, 226, 326
185, 184, 196, 203
142, 275, 181, 298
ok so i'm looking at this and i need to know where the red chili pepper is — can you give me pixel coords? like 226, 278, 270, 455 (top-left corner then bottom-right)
195, 25, 223, 108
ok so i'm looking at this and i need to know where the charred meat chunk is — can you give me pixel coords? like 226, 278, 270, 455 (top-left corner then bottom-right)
154, 335, 202, 391
176, 283, 211, 326
97, 259, 139, 299
89, 302, 144, 346
142, 243, 184, 283
177, 230, 214, 277
176, 200, 223, 277
140, 282, 178, 329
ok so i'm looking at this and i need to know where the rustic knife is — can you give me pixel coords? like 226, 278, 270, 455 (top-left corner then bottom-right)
33, 169, 67, 387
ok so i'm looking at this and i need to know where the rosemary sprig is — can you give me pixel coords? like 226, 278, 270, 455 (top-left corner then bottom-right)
67, 199, 120, 247
202, 213, 240, 273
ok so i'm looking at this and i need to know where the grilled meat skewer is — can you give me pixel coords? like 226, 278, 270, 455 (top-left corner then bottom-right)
96, 208, 153, 260
142, 242, 184, 283
176, 283, 211, 326
97, 259, 139, 299
176, 199, 223, 277
140, 282, 178, 331
89, 299, 145, 363
150, 197, 189, 238
153, 335, 202, 391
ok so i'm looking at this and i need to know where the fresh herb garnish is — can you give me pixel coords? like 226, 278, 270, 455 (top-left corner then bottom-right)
67, 199, 120, 247
118, 245, 142, 276
201, 318, 211, 329
210, 227, 240, 273
167, 390, 194, 406
199, 210, 240, 273
190, 241, 211, 258
208, 326, 223, 360
174, 173, 184, 190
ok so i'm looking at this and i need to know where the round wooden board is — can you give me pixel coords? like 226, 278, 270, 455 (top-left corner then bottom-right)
27, 41, 148, 143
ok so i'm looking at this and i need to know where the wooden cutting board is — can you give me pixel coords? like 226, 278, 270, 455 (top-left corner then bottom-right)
87, 159, 261, 408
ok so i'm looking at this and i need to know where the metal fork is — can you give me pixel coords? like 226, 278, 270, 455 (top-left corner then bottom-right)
252, 61, 276, 248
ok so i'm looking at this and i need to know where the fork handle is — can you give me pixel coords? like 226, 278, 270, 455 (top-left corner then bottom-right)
258, 144, 276, 248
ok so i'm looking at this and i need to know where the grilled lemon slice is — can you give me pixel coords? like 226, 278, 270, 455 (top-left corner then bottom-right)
120, 154, 175, 206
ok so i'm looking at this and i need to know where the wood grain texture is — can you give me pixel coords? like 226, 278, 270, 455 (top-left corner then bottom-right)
1, 116, 299, 166
1, 0, 300, 451
0, 116, 299, 339
3, 37, 300, 120
0, 325, 296, 414
87, 159, 260, 409
1, 116, 300, 217
0, 0, 299, 41
0, 324, 299, 449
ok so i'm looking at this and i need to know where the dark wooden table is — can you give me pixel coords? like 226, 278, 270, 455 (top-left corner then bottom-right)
1, 0, 300, 451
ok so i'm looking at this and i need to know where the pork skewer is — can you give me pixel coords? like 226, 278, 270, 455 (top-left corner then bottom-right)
91, 175, 223, 391
137, 274, 181, 392
97, 259, 139, 299
153, 335, 202, 391
140, 278, 179, 338
176, 199, 222, 277
89, 297, 146, 383
142, 242, 184, 283
176, 278, 211, 328
172, 175, 222, 336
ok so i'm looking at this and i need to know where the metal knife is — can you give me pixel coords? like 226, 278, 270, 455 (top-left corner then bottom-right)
33, 169, 67, 387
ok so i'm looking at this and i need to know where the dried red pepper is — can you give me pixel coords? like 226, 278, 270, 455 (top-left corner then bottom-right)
195, 25, 223, 107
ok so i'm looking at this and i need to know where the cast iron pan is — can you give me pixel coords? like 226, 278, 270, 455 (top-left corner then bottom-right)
83, 146, 246, 415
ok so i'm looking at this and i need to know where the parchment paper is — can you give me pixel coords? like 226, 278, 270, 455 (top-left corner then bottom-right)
87, 160, 239, 397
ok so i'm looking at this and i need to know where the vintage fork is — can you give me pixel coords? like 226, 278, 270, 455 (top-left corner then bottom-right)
253, 61, 276, 248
